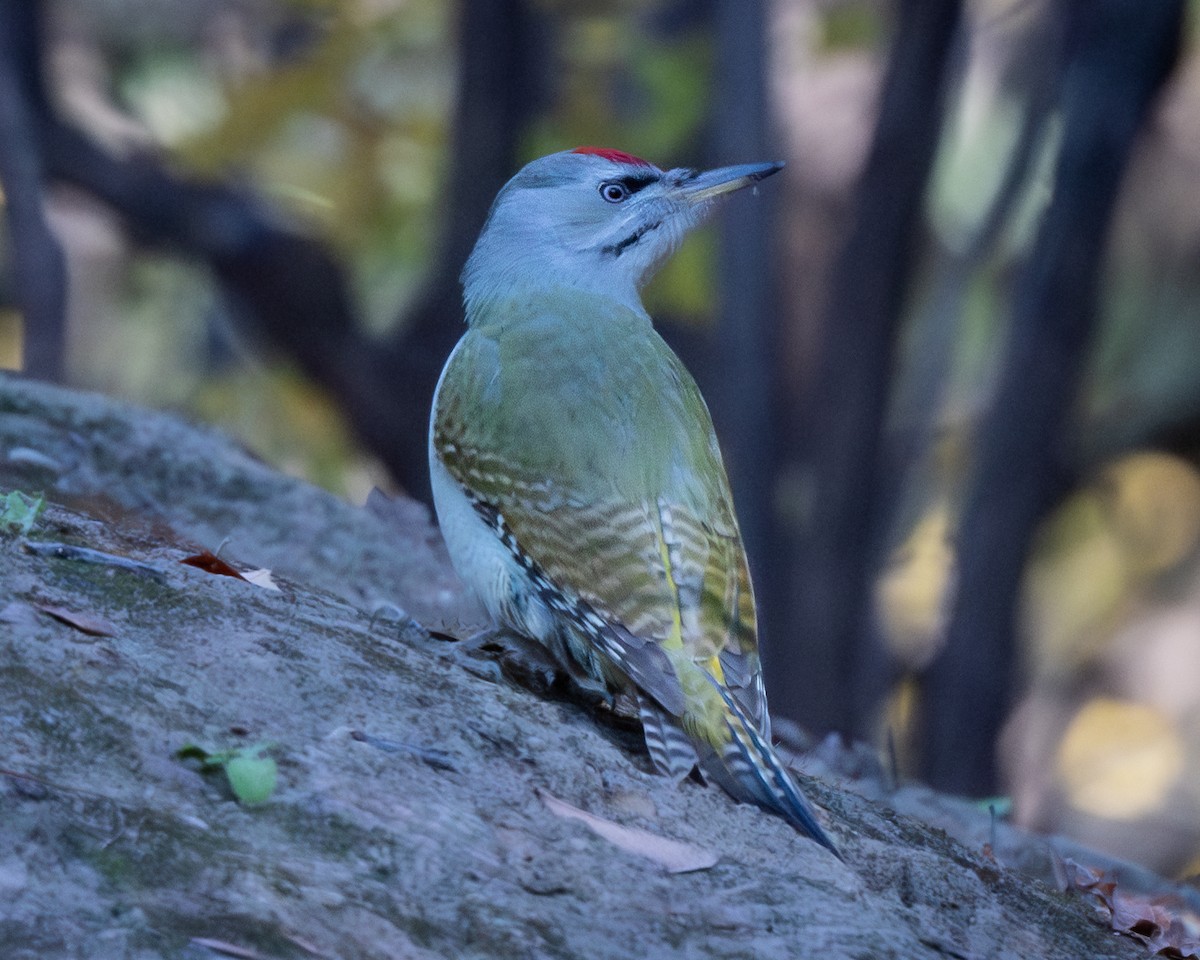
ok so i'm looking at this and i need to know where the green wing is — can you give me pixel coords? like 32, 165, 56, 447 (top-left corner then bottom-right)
434, 292, 765, 734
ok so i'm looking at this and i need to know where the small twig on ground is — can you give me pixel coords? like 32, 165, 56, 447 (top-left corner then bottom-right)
23, 540, 166, 581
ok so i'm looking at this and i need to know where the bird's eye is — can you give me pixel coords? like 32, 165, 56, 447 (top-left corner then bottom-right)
599, 181, 630, 203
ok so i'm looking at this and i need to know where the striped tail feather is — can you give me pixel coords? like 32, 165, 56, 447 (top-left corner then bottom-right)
702, 682, 842, 858
637, 692, 699, 783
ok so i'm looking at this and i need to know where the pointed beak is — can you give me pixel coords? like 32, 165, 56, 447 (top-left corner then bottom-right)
674, 160, 785, 205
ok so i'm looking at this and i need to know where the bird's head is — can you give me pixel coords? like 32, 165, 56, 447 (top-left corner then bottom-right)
462, 147, 784, 316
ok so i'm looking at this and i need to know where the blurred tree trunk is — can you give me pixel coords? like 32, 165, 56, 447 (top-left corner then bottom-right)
855, 5, 1069, 745
921, 0, 1185, 795
0, 0, 66, 381
706, 0, 782, 656
779, 0, 962, 735
374, 0, 543, 501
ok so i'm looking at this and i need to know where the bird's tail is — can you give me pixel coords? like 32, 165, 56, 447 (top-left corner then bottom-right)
700, 681, 841, 858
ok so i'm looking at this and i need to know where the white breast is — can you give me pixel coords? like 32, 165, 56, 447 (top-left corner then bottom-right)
428, 341, 556, 644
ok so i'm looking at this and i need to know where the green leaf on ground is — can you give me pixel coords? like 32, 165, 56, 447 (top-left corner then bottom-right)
178, 741, 278, 805
224, 748, 278, 805
1, 490, 45, 535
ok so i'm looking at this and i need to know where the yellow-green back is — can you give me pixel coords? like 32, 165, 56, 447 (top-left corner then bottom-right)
434, 288, 763, 741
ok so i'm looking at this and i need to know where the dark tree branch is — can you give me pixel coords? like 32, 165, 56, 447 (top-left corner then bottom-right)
0, 0, 67, 381
782, 0, 963, 734
922, 0, 1185, 795
40, 118, 398, 482
23, 0, 537, 500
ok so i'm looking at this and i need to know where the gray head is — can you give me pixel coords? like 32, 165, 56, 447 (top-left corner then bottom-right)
462, 146, 783, 317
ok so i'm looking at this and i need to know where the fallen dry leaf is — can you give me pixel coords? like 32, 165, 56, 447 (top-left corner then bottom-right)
35, 604, 116, 637
283, 933, 331, 958
1062, 857, 1200, 959
538, 788, 717, 874
189, 937, 278, 960
181, 550, 247, 580
181, 552, 280, 591
242, 568, 281, 591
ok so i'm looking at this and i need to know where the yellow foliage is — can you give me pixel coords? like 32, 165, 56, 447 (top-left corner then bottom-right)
1056, 697, 1183, 820
0, 310, 22, 370
1100, 451, 1200, 578
170, 1, 451, 266
1023, 451, 1200, 677
191, 366, 387, 500
876, 502, 954, 669
879, 675, 921, 775
1023, 490, 1127, 675
1175, 850, 1200, 882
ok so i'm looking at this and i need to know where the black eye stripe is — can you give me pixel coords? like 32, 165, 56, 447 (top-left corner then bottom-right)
621, 175, 657, 193
599, 175, 658, 202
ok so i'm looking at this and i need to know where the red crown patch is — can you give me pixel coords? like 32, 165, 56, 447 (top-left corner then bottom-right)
571, 146, 653, 168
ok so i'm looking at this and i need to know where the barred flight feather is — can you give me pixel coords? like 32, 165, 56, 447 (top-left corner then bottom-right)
707, 679, 841, 857
637, 692, 698, 782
